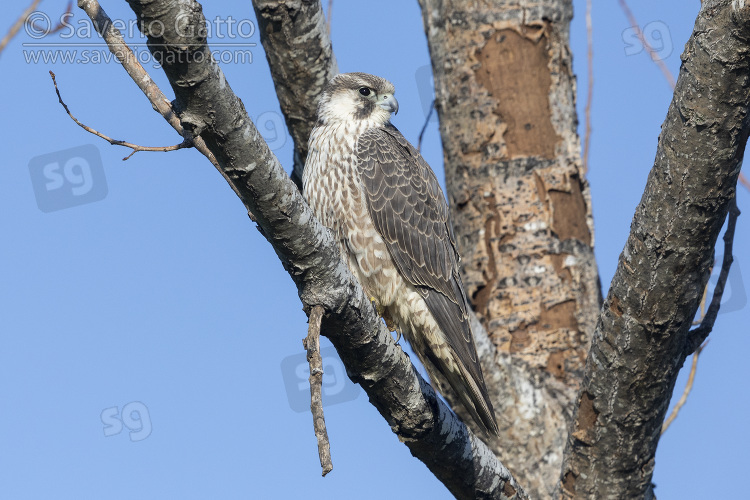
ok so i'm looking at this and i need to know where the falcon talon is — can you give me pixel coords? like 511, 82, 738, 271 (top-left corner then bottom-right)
302, 73, 499, 435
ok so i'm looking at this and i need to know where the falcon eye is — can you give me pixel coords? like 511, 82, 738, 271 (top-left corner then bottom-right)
359, 87, 371, 96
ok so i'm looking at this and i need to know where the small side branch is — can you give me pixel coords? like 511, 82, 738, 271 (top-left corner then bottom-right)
303, 305, 332, 476
417, 99, 435, 153
75, 0, 255, 221
740, 172, 750, 192
686, 195, 741, 355
28, 1, 73, 36
0, 0, 42, 57
326, 0, 333, 35
50, 71, 191, 160
661, 340, 708, 434
582, 0, 593, 174
618, 0, 676, 89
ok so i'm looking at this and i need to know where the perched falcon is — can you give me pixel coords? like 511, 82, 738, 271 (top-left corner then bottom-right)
303, 72, 499, 435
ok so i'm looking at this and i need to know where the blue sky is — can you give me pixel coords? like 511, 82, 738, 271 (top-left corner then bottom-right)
1, 1, 747, 498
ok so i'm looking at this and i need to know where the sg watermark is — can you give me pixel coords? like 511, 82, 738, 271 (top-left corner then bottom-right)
703, 256, 747, 316
414, 64, 438, 123
622, 21, 673, 61
101, 401, 152, 442
280, 346, 361, 412
28, 144, 107, 212
29, 113, 286, 212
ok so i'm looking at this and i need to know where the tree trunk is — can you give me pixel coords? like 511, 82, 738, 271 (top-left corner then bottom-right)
419, 1, 600, 497
562, 1, 750, 497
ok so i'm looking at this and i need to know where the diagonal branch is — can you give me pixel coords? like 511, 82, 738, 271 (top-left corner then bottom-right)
71, 0, 527, 497
50, 71, 191, 160
75, 0, 254, 219
685, 195, 741, 355
0, 0, 42, 58
661, 340, 708, 434
561, 1, 750, 498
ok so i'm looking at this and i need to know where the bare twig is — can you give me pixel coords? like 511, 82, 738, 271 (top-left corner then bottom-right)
582, 0, 593, 174
50, 71, 191, 160
693, 276, 710, 325
28, 1, 73, 36
303, 305, 332, 477
326, 0, 333, 35
75, 0, 255, 220
686, 195, 741, 355
661, 340, 708, 434
0, 0, 42, 58
618, 0, 677, 89
740, 172, 750, 192
417, 99, 435, 153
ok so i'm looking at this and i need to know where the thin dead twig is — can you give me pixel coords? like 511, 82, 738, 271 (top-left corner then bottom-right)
303, 305, 333, 476
50, 71, 192, 160
618, 0, 676, 89
661, 340, 708, 434
692, 278, 710, 326
618, 1, 750, 193
417, 99, 435, 153
326, 0, 333, 35
28, 1, 73, 36
686, 196, 741, 354
582, 0, 593, 174
0, 0, 42, 58
666, 197, 741, 434
739, 172, 750, 192
74, 0, 255, 220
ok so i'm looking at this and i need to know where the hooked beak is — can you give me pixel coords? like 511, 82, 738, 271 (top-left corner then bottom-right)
378, 94, 399, 115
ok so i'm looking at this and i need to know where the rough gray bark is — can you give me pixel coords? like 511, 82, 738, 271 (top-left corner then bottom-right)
418, 1, 600, 497
561, 1, 750, 498
251, 0, 337, 189
115, 0, 525, 497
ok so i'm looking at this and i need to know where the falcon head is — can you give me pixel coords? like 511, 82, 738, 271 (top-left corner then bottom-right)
316, 72, 399, 126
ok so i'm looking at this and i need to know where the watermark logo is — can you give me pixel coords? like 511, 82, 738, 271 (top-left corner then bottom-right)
708, 256, 746, 315
414, 64, 437, 122
256, 111, 287, 151
622, 21, 673, 61
24, 12, 256, 41
28, 144, 107, 212
101, 401, 152, 442
21, 12, 257, 67
280, 346, 360, 412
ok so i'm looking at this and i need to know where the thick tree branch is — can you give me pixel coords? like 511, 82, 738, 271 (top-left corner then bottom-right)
97, 0, 527, 497
561, 1, 750, 498
251, 0, 338, 190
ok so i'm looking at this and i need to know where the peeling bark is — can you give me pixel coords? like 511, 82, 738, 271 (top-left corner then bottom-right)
118, 0, 526, 497
418, 1, 600, 497
561, 1, 750, 498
